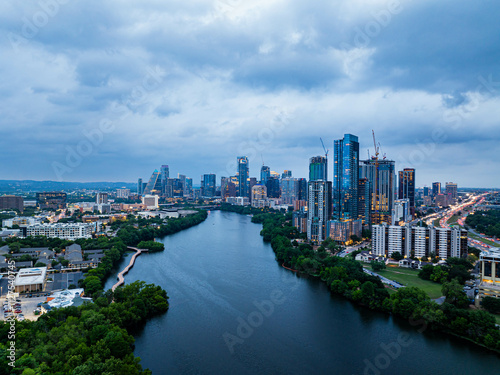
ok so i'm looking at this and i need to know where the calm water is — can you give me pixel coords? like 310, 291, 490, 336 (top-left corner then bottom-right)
105, 211, 499, 374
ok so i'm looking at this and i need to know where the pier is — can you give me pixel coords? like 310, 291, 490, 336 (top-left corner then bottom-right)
111, 246, 149, 292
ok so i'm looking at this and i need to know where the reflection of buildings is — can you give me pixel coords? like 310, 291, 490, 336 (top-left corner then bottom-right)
477, 252, 500, 303
372, 224, 467, 259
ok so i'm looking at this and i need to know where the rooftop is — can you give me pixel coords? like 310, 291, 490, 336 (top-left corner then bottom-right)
15, 267, 47, 286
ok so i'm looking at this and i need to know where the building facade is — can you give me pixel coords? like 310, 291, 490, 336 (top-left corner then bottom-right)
398, 168, 415, 217
201, 174, 216, 197
372, 224, 468, 259
36, 192, 67, 211
26, 223, 95, 240
307, 180, 332, 243
0, 195, 24, 212
309, 156, 327, 181
237, 156, 249, 197
333, 134, 359, 220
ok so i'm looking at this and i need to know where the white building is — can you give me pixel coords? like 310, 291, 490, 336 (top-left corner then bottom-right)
372, 224, 468, 260
116, 188, 131, 198
2, 216, 40, 227
142, 194, 159, 209
26, 223, 95, 240
226, 197, 250, 206
14, 267, 47, 293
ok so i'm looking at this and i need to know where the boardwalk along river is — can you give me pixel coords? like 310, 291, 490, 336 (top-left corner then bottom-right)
105, 211, 499, 375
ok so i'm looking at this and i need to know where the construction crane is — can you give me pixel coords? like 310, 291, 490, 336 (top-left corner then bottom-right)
372, 130, 380, 160
320, 137, 329, 159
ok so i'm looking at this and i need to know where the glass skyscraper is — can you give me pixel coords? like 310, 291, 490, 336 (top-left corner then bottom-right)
309, 156, 327, 181
398, 168, 416, 217
333, 134, 360, 220
237, 156, 249, 197
260, 165, 270, 185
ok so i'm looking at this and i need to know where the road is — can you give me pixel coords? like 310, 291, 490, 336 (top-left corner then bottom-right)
363, 268, 404, 289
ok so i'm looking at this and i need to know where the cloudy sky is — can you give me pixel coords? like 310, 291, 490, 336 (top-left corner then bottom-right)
1, 0, 499, 187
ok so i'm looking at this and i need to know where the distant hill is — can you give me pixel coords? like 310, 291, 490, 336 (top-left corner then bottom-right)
0, 180, 137, 193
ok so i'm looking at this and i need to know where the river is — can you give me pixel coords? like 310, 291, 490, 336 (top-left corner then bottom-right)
104, 211, 499, 374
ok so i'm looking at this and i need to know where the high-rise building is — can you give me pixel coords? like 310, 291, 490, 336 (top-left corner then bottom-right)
237, 156, 249, 197
177, 174, 187, 196
297, 178, 308, 201
432, 182, 441, 197
326, 219, 362, 243
280, 178, 299, 205
445, 182, 458, 203
333, 134, 359, 220
251, 184, 267, 207
143, 170, 162, 195
260, 166, 270, 185
96, 193, 108, 204
372, 224, 467, 260
423, 186, 429, 197
116, 189, 130, 199
160, 165, 169, 195
358, 178, 371, 228
309, 156, 327, 181
0, 195, 24, 212
359, 159, 396, 225
36, 192, 67, 210
201, 174, 216, 197
392, 199, 410, 225
137, 178, 143, 195
307, 180, 332, 243
185, 178, 193, 197
265, 176, 280, 198
282, 170, 292, 179
221, 177, 237, 198
398, 168, 416, 217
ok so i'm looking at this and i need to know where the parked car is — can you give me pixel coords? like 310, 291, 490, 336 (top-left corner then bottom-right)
17, 315, 25, 321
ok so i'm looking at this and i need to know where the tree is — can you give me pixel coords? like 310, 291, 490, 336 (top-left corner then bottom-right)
482, 296, 500, 314
442, 279, 469, 308
391, 252, 404, 261
371, 260, 386, 271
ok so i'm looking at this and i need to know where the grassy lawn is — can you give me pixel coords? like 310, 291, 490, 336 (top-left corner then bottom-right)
433, 219, 441, 227
447, 215, 460, 225
364, 265, 443, 299
469, 233, 500, 248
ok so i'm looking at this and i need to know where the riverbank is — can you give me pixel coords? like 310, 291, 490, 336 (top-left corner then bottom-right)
219, 207, 500, 354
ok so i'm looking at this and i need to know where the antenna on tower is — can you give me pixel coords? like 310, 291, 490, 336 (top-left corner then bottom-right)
261, 154, 265, 166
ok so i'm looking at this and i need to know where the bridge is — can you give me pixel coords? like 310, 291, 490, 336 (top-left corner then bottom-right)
111, 246, 149, 292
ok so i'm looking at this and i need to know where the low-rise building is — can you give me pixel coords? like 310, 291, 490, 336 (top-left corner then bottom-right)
14, 267, 47, 293
26, 223, 95, 240
477, 251, 500, 304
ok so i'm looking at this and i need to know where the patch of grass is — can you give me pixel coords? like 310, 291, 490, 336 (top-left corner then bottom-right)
433, 219, 441, 227
495, 314, 500, 325
364, 264, 443, 299
447, 215, 460, 225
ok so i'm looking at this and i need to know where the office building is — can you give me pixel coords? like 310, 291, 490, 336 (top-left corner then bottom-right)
260, 166, 270, 185
398, 168, 415, 217
251, 184, 267, 207
297, 178, 308, 201
327, 219, 362, 244
309, 156, 327, 181
280, 178, 299, 205
333, 134, 359, 220
477, 252, 500, 303
96, 192, 108, 204
221, 177, 237, 198
293, 210, 308, 233
359, 159, 396, 225
137, 178, 143, 195
282, 170, 292, 179
143, 170, 162, 195
307, 180, 332, 243
358, 178, 371, 228
445, 182, 458, 203
423, 186, 429, 197
435, 194, 449, 207
0, 195, 24, 212
142, 195, 159, 209
36, 192, 67, 210
237, 156, 249, 197
372, 224, 467, 259
185, 178, 193, 197
432, 182, 441, 197
201, 174, 216, 197
266, 176, 281, 198
116, 189, 130, 199
160, 165, 169, 195
14, 267, 47, 293
392, 199, 411, 225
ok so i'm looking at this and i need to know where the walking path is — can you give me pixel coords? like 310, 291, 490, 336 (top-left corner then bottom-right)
111, 247, 149, 292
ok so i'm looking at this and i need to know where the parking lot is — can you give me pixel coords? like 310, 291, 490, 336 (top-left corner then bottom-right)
2, 295, 47, 322
45, 272, 84, 292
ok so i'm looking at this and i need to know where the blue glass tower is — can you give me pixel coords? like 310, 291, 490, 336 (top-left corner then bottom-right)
333, 134, 359, 220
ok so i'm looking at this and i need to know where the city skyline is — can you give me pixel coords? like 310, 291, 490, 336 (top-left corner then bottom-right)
2, 2, 500, 187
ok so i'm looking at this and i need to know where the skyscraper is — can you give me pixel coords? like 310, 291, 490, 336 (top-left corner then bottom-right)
307, 180, 332, 243
359, 159, 396, 225
201, 174, 216, 197
432, 182, 441, 197
309, 156, 327, 181
266, 176, 281, 198
160, 165, 169, 196
282, 170, 292, 179
398, 168, 415, 217
358, 178, 371, 228
445, 182, 458, 203
280, 178, 299, 204
333, 134, 359, 220
260, 165, 270, 185
297, 178, 308, 201
143, 170, 162, 195
137, 178, 143, 195
185, 178, 193, 197
237, 156, 249, 197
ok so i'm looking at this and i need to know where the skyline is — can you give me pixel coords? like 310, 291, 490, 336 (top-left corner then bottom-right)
2, 1, 500, 187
